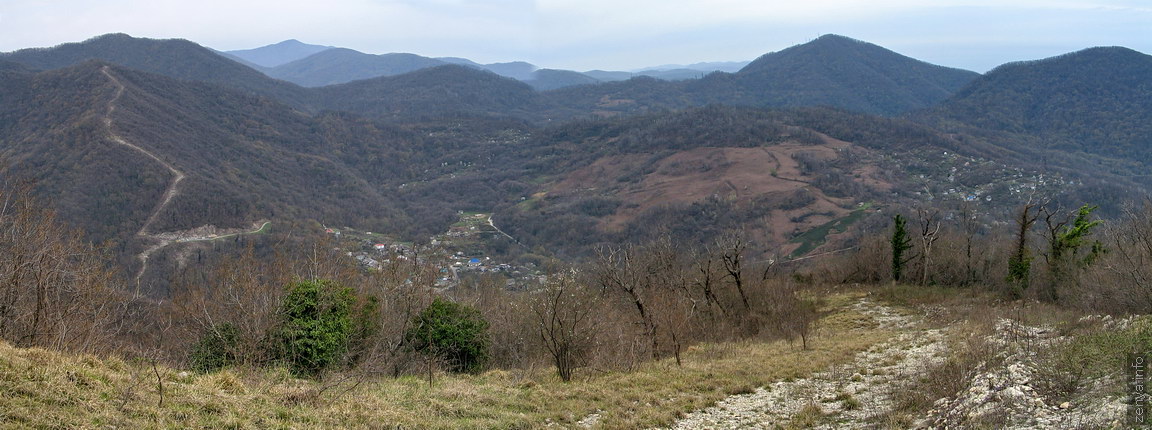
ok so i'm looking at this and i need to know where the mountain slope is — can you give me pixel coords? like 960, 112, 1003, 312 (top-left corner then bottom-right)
226, 39, 333, 68
0, 62, 164, 244
435, 58, 539, 81
0, 33, 310, 107
928, 46, 1152, 161
715, 34, 980, 115
266, 48, 449, 87
0, 62, 436, 289
473, 61, 537, 81
312, 65, 544, 120
525, 69, 601, 90
546, 35, 980, 118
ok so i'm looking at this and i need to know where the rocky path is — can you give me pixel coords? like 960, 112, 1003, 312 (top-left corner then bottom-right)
668, 298, 949, 429
101, 67, 267, 293
920, 317, 1129, 429
102, 67, 187, 238
101, 66, 188, 292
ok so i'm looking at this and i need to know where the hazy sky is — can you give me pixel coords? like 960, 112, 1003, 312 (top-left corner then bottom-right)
1, 0, 1149, 72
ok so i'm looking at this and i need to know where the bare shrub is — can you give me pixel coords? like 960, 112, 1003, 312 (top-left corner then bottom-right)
530, 271, 603, 381
168, 245, 292, 367
354, 252, 440, 377
0, 180, 126, 353
460, 274, 539, 370
1074, 203, 1152, 313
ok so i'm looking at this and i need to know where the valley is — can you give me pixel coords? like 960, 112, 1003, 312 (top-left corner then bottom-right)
1, 31, 1151, 429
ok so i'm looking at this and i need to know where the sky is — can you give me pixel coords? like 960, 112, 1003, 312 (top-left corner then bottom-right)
0, 0, 1149, 72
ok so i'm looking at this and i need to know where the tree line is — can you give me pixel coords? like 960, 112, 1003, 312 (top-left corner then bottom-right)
6, 177, 1152, 385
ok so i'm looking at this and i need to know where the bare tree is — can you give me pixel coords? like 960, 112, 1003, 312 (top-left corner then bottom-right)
957, 201, 981, 285
1087, 203, 1152, 312
363, 246, 439, 377
593, 245, 658, 358
591, 237, 700, 362
694, 248, 726, 317
717, 233, 751, 310
916, 208, 943, 286
1008, 202, 1040, 299
0, 180, 124, 353
169, 244, 291, 367
531, 271, 601, 381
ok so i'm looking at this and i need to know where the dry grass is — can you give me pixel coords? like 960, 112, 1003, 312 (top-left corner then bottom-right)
0, 292, 894, 429
868, 282, 1129, 427
785, 402, 828, 429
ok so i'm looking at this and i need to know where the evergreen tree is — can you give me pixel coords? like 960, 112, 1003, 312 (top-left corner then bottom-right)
891, 214, 913, 282
1044, 204, 1105, 302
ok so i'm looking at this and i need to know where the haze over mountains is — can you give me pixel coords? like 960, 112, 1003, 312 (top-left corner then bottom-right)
1, 32, 1150, 293
223, 38, 752, 89
221, 39, 332, 68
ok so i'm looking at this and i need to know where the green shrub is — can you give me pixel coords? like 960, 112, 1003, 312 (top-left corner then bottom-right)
190, 323, 239, 373
273, 279, 356, 376
405, 297, 491, 374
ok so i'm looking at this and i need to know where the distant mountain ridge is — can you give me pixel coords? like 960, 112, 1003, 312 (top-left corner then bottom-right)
545, 35, 983, 118
0, 33, 1002, 120
636, 61, 749, 73
265, 48, 449, 87
225, 39, 333, 68
311, 64, 543, 119
225, 40, 750, 89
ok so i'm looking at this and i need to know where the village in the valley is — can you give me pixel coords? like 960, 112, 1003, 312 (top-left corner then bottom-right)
326, 212, 545, 289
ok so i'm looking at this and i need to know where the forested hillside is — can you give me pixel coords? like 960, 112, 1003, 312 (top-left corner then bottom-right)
927, 46, 1152, 162
1, 32, 1151, 294
0, 33, 312, 107
716, 35, 980, 115
311, 65, 546, 120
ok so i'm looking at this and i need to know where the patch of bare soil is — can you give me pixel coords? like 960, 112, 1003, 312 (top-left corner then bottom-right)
551, 139, 891, 247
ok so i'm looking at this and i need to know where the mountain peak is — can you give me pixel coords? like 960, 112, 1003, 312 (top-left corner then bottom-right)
226, 40, 333, 68
732, 35, 980, 115
85, 33, 134, 43
987, 45, 1151, 75
937, 44, 1152, 161
0, 33, 309, 107
1055, 45, 1147, 63
811, 34, 862, 44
